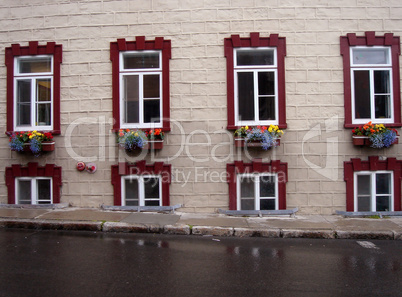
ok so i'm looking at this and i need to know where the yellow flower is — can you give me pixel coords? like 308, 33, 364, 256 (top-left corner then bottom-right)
245, 126, 249, 130
134, 133, 138, 137
268, 127, 273, 132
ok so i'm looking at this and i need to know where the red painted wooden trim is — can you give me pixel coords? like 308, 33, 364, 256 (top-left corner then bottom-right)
111, 162, 171, 206
344, 157, 402, 212
5, 163, 62, 204
341, 32, 401, 128
226, 160, 288, 210
225, 33, 287, 130
110, 37, 171, 132
5, 42, 63, 134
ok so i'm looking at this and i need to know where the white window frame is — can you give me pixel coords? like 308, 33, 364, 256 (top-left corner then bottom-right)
236, 173, 278, 210
353, 171, 394, 212
15, 177, 53, 205
121, 175, 162, 207
350, 46, 393, 125
234, 47, 278, 126
13, 55, 54, 131
119, 50, 163, 129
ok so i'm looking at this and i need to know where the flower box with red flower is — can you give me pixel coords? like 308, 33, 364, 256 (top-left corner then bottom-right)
234, 125, 283, 150
352, 122, 399, 148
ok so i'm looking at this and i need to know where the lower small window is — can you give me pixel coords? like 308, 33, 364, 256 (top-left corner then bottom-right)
237, 173, 278, 210
355, 171, 393, 212
16, 177, 52, 204
122, 175, 161, 206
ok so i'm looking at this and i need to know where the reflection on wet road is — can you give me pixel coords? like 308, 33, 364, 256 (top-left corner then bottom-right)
0, 229, 400, 297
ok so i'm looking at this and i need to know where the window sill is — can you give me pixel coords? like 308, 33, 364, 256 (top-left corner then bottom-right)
218, 208, 298, 217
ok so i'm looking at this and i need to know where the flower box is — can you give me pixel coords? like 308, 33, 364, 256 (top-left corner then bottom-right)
235, 138, 280, 148
352, 135, 399, 147
41, 141, 55, 152
146, 140, 164, 150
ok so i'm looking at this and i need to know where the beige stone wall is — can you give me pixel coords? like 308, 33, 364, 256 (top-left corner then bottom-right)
0, 0, 401, 214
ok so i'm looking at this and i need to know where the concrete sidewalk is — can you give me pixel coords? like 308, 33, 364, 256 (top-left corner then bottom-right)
0, 206, 401, 240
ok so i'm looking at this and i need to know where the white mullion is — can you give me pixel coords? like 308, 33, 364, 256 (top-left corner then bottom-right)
32, 177, 37, 205
139, 74, 144, 125
254, 71, 259, 123
236, 175, 241, 210
274, 174, 279, 210
369, 70, 376, 121
139, 176, 145, 206
370, 173, 376, 212
31, 78, 36, 128
254, 174, 259, 211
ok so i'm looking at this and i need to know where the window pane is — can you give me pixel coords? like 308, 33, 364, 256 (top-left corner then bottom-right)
144, 99, 160, 123
123, 53, 160, 69
260, 199, 275, 210
123, 75, 139, 123
143, 75, 160, 98
240, 177, 254, 198
18, 180, 31, 204
19, 57, 51, 73
145, 200, 160, 207
144, 177, 160, 199
376, 173, 391, 194
357, 175, 371, 195
37, 103, 51, 126
237, 50, 274, 66
37, 79, 51, 102
237, 72, 254, 121
374, 95, 391, 119
260, 176, 275, 197
258, 72, 275, 95
353, 70, 371, 119
357, 196, 371, 212
374, 71, 390, 94
125, 179, 139, 206
241, 199, 254, 210
37, 179, 51, 203
259, 97, 275, 121
376, 196, 390, 211
17, 80, 31, 126
352, 48, 389, 65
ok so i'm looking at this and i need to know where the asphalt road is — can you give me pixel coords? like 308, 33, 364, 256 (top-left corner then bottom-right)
0, 229, 400, 297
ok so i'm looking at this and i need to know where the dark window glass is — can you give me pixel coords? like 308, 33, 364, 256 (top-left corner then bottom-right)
260, 176, 275, 197
123, 75, 139, 123
123, 53, 160, 69
237, 50, 274, 66
18, 180, 31, 204
144, 99, 160, 123
144, 177, 160, 199
17, 80, 31, 126
376, 173, 391, 194
260, 199, 275, 210
376, 196, 390, 211
144, 75, 160, 98
37, 179, 51, 203
237, 72, 254, 121
354, 70, 371, 119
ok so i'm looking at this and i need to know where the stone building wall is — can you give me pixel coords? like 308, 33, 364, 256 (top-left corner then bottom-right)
0, 0, 401, 214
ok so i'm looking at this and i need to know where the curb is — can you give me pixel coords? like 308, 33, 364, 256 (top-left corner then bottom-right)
0, 219, 401, 240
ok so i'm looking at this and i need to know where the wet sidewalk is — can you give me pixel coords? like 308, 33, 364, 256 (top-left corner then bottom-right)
0, 206, 401, 240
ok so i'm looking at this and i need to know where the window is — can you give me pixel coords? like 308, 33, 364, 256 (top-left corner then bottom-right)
110, 37, 171, 131
227, 160, 288, 211
5, 42, 62, 134
237, 173, 278, 210
16, 177, 52, 205
225, 33, 287, 129
122, 175, 161, 206
340, 32, 401, 127
344, 156, 402, 212
111, 161, 171, 206
354, 172, 393, 212
5, 163, 62, 204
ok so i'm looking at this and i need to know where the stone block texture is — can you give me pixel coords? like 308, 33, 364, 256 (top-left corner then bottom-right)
0, 0, 401, 214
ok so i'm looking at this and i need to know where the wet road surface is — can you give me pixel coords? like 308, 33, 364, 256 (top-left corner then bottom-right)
0, 229, 401, 297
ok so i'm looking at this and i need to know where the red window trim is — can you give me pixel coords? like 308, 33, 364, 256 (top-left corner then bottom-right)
110, 36, 171, 132
226, 159, 288, 210
225, 32, 287, 130
111, 161, 171, 206
5, 41, 63, 135
5, 163, 62, 204
340, 31, 401, 128
344, 156, 402, 212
